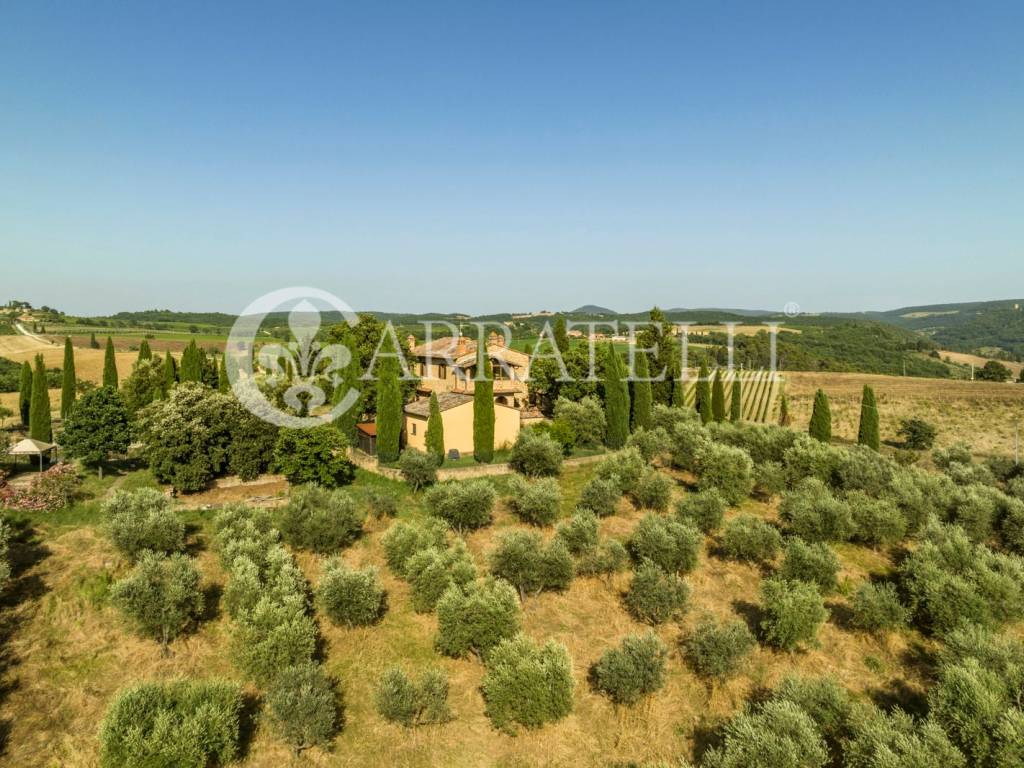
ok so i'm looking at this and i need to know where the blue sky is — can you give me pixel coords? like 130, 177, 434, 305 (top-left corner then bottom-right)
1, 2, 1022, 316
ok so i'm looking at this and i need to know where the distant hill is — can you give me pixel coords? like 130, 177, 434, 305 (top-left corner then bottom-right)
569, 304, 616, 315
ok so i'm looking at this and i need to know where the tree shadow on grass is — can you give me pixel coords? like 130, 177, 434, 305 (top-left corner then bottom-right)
730, 599, 763, 640
868, 678, 928, 718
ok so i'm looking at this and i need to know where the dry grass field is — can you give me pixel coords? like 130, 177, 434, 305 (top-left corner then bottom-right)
781, 371, 1024, 456
937, 349, 1023, 378
0, 464, 934, 768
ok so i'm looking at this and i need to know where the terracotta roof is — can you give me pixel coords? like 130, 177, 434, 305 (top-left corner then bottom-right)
356, 422, 377, 436
410, 336, 530, 368
404, 392, 472, 417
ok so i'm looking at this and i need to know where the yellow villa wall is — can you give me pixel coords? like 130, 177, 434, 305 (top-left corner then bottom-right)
404, 401, 520, 456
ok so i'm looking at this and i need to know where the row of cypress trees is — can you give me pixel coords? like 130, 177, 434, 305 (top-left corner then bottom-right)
807, 384, 879, 450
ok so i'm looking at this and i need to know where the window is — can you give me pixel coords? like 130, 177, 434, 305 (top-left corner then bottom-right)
411, 422, 417, 435
438, 364, 447, 380
418, 362, 425, 376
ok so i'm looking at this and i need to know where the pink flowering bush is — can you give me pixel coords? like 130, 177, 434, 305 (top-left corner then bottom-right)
0, 464, 81, 512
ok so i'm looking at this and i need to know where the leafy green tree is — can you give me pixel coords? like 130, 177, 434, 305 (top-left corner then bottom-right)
111, 551, 203, 650
603, 345, 630, 448
590, 632, 667, 706
481, 635, 574, 733
897, 417, 937, 450
277, 484, 364, 552
976, 360, 1012, 382
508, 429, 563, 477
375, 349, 403, 464
103, 488, 186, 560
317, 560, 386, 627
265, 662, 339, 755
808, 389, 832, 443
857, 385, 880, 450
406, 542, 476, 612
759, 577, 828, 651
730, 375, 742, 422
103, 336, 118, 388
629, 513, 701, 573
381, 518, 449, 575
505, 475, 561, 525
684, 617, 756, 682
623, 561, 689, 624
273, 425, 355, 488
435, 577, 521, 659
425, 391, 445, 463
28, 354, 52, 442
850, 582, 908, 632
398, 448, 438, 491
712, 368, 726, 422
702, 700, 828, 768
61, 387, 131, 476
18, 360, 32, 425
375, 667, 452, 727
631, 352, 653, 430
99, 680, 243, 768
779, 539, 840, 594
60, 337, 76, 419
230, 597, 317, 685
121, 357, 166, 415
489, 530, 573, 599
721, 514, 782, 563
473, 354, 495, 462
137, 339, 152, 362
696, 361, 712, 423
425, 480, 496, 531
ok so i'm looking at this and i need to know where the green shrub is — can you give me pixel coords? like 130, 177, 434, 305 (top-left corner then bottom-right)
555, 509, 600, 555
435, 577, 521, 659
222, 546, 307, 619
701, 700, 828, 768
577, 475, 622, 517
623, 562, 689, 625
317, 560, 387, 626
594, 446, 647, 494
1001, 496, 1024, 555
754, 460, 787, 498
897, 417, 938, 450
364, 487, 399, 519
933, 442, 973, 470
834, 446, 896, 496
929, 659, 1010, 766
397, 448, 438, 491
375, 666, 453, 727
425, 480, 496, 531
103, 488, 185, 561
505, 475, 562, 526
669, 420, 710, 472
278, 484, 365, 552
576, 539, 630, 576
508, 430, 563, 477
406, 542, 477, 612
759, 577, 828, 651
629, 513, 701, 573
553, 395, 606, 447
778, 539, 839, 594
850, 582, 908, 633
848, 491, 907, 547
265, 662, 339, 753
489, 530, 573, 599
630, 469, 673, 511
779, 479, 854, 543
948, 484, 1001, 543
273, 424, 356, 487
720, 515, 782, 564
771, 675, 852, 743
675, 489, 726, 533
98, 679, 243, 768
110, 551, 203, 649
589, 632, 667, 706
381, 518, 449, 575
626, 426, 672, 463
884, 468, 937, 534
481, 634, 574, 733
683, 616, 755, 681
844, 707, 966, 768
212, 504, 278, 565
783, 435, 843, 486
694, 442, 755, 504
231, 597, 317, 685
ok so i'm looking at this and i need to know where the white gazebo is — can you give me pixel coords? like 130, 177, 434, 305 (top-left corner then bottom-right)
7, 438, 60, 472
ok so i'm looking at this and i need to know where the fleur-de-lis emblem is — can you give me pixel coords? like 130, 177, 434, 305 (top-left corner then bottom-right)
257, 299, 351, 413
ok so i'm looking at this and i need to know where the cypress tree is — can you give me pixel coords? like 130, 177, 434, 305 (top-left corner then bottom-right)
332, 335, 363, 443
808, 389, 832, 443
18, 360, 32, 425
61, 336, 77, 419
180, 339, 201, 382
603, 345, 630, 448
425, 391, 445, 464
857, 385, 880, 451
711, 369, 726, 423
217, 354, 230, 393
631, 353, 653, 431
161, 352, 177, 396
671, 367, 686, 408
89, 332, 100, 349
137, 339, 152, 362
730, 375, 742, 422
473, 354, 495, 463
553, 316, 570, 355
778, 392, 792, 426
29, 354, 52, 442
376, 348, 403, 464
103, 336, 118, 388
696, 362, 712, 424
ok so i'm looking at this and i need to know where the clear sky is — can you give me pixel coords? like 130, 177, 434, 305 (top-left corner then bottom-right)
1, 2, 1022, 316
